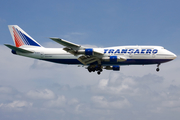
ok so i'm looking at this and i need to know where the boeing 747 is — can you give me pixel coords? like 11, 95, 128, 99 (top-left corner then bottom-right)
5, 25, 177, 75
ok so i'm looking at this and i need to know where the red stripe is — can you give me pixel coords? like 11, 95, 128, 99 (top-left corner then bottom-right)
12, 27, 24, 47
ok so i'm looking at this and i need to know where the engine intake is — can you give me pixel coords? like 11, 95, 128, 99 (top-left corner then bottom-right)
11, 50, 17, 54
110, 56, 117, 62
112, 66, 120, 71
85, 48, 93, 55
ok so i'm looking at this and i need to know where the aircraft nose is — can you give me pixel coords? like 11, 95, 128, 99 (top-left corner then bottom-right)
173, 54, 177, 59
171, 52, 177, 59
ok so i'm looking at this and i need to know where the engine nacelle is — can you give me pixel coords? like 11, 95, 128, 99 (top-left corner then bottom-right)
85, 48, 93, 55
104, 65, 120, 71
112, 65, 120, 71
78, 48, 94, 55
110, 56, 118, 62
102, 56, 126, 63
11, 50, 17, 54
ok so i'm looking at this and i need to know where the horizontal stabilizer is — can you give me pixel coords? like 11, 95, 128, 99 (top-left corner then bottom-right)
4, 44, 33, 53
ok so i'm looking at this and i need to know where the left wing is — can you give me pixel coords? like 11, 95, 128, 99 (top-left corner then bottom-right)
50, 38, 104, 65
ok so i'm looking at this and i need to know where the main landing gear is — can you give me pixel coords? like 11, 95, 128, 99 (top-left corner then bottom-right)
88, 65, 103, 75
156, 64, 160, 72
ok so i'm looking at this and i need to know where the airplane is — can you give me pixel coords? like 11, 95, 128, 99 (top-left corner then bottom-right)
5, 25, 177, 75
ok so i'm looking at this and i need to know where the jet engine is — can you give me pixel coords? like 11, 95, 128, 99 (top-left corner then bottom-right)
104, 65, 120, 71
78, 48, 94, 55
102, 56, 126, 62
11, 50, 17, 54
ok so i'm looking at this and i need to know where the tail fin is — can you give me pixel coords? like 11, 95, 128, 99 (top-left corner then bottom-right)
8, 25, 42, 47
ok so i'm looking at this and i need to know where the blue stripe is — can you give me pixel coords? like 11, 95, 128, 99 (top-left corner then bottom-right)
41, 59, 173, 65
16, 28, 40, 47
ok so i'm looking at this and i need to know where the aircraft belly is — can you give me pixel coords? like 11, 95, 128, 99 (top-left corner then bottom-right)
41, 59, 81, 64
102, 59, 173, 65
40, 58, 173, 65
17, 52, 173, 65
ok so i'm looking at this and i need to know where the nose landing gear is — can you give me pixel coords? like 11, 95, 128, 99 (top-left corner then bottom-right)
156, 68, 160, 72
97, 71, 101, 75
156, 64, 160, 72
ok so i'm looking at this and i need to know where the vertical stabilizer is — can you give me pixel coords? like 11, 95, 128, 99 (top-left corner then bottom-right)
8, 25, 42, 47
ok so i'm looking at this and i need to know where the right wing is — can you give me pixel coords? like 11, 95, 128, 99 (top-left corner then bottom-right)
50, 37, 104, 65
50, 38, 81, 49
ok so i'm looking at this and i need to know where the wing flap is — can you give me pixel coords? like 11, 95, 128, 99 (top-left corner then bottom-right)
78, 56, 99, 65
63, 47, 78, 55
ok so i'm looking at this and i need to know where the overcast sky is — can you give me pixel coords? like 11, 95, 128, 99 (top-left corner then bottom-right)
0, 0, 180, 120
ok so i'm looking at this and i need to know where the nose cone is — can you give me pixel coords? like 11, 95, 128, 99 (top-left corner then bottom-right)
172, 53, 177, 59
166, 50, 177, 60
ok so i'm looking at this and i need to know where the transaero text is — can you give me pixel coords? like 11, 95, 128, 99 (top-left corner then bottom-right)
104, 49, 158, 54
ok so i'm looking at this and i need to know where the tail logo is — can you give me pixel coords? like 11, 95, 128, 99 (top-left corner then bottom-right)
12, 26, 40, 47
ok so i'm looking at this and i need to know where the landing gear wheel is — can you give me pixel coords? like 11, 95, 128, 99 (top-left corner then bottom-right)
97, 71, 101, 75
88, 68, 91, 73
156, 68, 160, 72
156, 64, 160, 72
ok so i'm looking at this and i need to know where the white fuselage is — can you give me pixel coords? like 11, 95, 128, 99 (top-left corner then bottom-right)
6, 25, 177, 74
15, 45, 177, 66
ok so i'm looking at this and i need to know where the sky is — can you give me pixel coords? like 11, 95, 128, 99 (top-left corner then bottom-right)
0, 0, 180, 120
